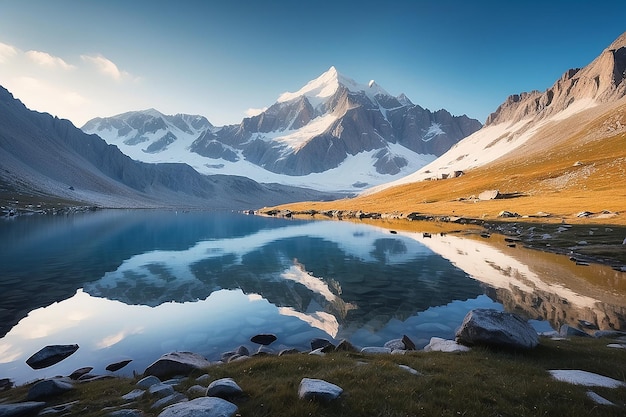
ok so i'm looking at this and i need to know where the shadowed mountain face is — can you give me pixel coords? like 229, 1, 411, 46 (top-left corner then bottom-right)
0, 86, 339, 209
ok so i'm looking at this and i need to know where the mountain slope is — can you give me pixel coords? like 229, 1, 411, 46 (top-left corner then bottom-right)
83, 67, 481, 192
0, 86, 338, 210
268, 33, 626, 223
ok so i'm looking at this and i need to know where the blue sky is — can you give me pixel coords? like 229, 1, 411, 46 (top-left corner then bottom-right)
0, 0, 625, 127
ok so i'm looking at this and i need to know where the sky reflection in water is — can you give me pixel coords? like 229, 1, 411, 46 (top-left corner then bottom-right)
0, 210, 622, 384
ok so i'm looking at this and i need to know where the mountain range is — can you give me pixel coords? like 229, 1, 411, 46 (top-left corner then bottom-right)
0, 87, 337, 211
82, 67, 481, 192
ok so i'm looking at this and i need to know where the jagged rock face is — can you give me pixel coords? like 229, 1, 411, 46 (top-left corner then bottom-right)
486, 31, 626, 126
190, 78, 482, 176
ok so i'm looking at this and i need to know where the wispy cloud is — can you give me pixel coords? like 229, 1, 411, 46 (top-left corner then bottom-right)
81, 54, 131, 81
0, 41, 18, 63
245, 107, 267, 117
26, 50, 75, 70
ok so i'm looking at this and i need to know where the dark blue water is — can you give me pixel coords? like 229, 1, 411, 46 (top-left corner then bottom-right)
0, 210, 577, 384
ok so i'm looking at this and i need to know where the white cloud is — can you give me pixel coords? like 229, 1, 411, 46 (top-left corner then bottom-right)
0, 41, 18, 63
25, 50, 75, 70
81, 54, 131, 81
245, 107, 267, 117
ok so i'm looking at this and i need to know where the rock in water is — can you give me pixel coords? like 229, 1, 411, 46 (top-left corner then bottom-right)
26, 344, 79, 369
157, 397, 237, 417
250, 334, 277, 346
144, 352, 212, 379
106, 359, 132, 372
298, 378, 343, 401
455, 309, 538, 349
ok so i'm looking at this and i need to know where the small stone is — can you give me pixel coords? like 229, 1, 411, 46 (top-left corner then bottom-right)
144, 352, 212, 379
607, 343, 626, 349
398, 364, 421, 376
402, 335, 416, 350
586, 390, 615, 406
360, 347, 392, 354
383, 339, 405, 351
195, 374, 211, 384
559, 324, 591, 338
310, 338, 334, 351
206, 377, 243, 399
186, 385, 207, 396
298, 378, 343, 402
278, 348, 300, 356
27, 378, 74, 401
26, 344, 79, 369
0, 402, 47, 416
334, 339, 358, 352
148, 383, 175, 399
549, 370, 626, 388
424, 337, 471, 353
68, 367, 93, 380
107, 409, 146, 417
151, 393, 187, 409
309, 348, 326, 356
122, 389, 145, 401
250, 334, 277, 346
137, 375, 161, 389
157, 397, 237, 417
106, 359, 132, 372
39, 400, 79, 415
0, 378, 13, 390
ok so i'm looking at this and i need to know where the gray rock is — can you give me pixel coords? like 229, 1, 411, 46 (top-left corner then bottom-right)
586, 390, 616, 406
455, 309, 538, 349
398, 365, 420, 376
151, 393, 188, 409
107, 409, 146, 417
594, 330, 626, 338
310, 338, 334, 351
27, 378, 74, 401
360, 347, 392, 354
383, 339, 405, 351
157, 397, 237, 417
68, 367, 93, 380
402, 335, 416, 350
38, 401, 79, 415
122, 389, 145, 401
186, 385, 207, 396
278, 348, 300, 356
334, 339, 358, 352
549, 370, 626, 388
25, 344, 79, 369
106, 359, 132, 372
559, 324, 591, 338
479, 189, 500, 200
308, 348, 326, 356
149, 383, 176, 399
298, 378, 343, 402
0, 378, 12, 391
144, 352, 212, 379
206, 378, 243, 399
0, 401, 46, 416
137, 375, 161, 389
250, 334, 277, 346
195, 374, 211, 384
424, 337, 471, 353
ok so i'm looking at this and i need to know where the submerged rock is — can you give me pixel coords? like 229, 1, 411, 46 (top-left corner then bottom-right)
455, 309, 538, 349
26, 344, 79, 369
250, 334, 277, 346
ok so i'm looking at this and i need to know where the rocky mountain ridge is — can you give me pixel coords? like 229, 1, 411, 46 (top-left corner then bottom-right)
0, 86, 338, 210
83, 67, 482, 191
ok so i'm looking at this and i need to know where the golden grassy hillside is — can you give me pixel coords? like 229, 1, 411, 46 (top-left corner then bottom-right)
268, 101, 626, 225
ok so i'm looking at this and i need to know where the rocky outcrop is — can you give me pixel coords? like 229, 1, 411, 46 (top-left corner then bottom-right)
455, 309, 539, 349
486, 31, 626, 126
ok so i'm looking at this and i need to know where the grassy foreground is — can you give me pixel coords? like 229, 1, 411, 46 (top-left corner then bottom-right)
2, 338, 625, 416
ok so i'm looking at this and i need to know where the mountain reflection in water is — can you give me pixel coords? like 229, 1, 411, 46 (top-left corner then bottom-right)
0, 210, 624, 384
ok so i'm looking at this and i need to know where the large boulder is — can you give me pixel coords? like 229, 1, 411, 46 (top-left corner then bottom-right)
25, 344, 79, 369
157, 397, 237, 417
455, 309, 539, 349
144, 352, 212, 379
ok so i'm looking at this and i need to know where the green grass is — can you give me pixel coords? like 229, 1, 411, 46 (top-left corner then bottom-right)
2, 338, 625, 416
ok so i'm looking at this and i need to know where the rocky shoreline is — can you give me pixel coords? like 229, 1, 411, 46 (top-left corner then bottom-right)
2, 309, 625, 416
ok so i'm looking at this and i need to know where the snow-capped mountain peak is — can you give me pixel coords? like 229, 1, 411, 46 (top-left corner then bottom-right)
277, 66, 390, 107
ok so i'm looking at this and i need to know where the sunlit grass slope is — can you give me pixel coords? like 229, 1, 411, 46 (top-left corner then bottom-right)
271, 102, 626, 225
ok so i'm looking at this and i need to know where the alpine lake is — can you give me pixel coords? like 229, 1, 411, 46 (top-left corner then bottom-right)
1, 210, 625, 385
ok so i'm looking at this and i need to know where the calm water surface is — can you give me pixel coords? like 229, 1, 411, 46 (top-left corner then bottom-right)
0, 210, 624, 384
